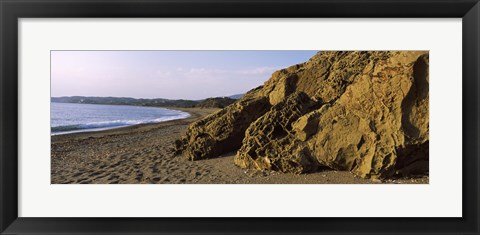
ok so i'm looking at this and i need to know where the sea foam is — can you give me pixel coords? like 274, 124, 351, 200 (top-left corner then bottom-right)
51, 103, 190, 135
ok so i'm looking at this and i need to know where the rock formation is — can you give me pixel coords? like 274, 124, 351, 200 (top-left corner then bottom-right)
175, 87, 271, 161
175, 51, 429, 179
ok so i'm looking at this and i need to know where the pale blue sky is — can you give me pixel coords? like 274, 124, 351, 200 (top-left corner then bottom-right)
51, 51, 317, 100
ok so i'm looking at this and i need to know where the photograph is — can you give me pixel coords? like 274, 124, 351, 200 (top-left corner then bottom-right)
2, 0, 477, 233
50, 50, 429, 184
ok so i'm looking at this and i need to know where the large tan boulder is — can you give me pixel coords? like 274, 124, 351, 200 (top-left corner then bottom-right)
176, 51, 429, 179
308, 53, 429, 178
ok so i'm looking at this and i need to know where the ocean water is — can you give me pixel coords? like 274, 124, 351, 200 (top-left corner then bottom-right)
51, 102, 190, 135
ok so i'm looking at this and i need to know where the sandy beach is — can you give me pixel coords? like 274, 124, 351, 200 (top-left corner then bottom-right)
51, 107, 428, 184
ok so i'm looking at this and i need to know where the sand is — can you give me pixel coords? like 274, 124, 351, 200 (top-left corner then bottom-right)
51, 107, 428, 184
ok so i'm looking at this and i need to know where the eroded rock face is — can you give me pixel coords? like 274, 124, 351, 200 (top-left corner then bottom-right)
175, 51, 429, 179
175, 87, 271, 161
234, 92, 321, 174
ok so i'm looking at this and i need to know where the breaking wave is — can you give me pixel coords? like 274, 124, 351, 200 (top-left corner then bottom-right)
51, 109, 190, 134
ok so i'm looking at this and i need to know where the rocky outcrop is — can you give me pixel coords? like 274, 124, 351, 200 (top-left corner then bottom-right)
175, 51, 429, 179
234, 92, 321, 174
175, 87, 271, 160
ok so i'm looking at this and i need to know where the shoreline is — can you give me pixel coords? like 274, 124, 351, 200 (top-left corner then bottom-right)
50, 105, 195, 137
51, 107, 428, 184
51, 107, 211, 143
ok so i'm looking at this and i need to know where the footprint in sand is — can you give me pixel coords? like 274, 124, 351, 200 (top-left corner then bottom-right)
108, 175, 120, 180
89, 171, 102, 177
135, 171, 144, 181
72, 172, 84, 177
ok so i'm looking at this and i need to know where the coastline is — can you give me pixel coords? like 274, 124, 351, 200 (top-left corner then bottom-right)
51, 107, 428, 184
51, 106, 210, 143
50, 104, 194, 137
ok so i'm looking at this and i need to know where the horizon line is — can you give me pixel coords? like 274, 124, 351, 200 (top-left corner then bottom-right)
50, 94, 245, 101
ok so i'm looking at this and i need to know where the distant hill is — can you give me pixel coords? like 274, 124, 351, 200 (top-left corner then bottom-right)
229, 94, 244, 99
196, 97, 238, 108
51, 96, 237, 109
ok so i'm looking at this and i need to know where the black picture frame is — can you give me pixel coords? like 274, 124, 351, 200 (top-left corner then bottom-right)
1, 0, 478, 234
